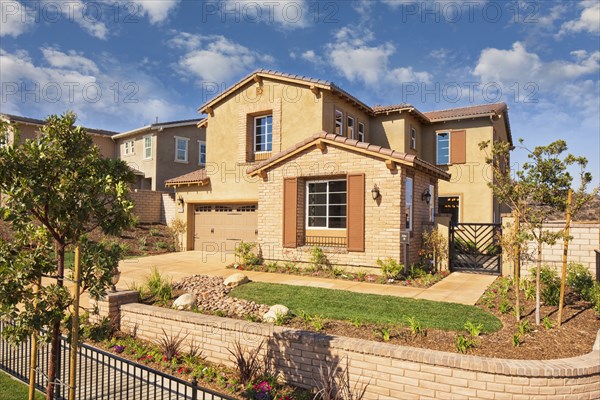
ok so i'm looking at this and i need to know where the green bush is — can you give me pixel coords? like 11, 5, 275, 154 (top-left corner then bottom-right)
235, 241, 262, 266
376, 257, 403, 279
309, 246, 330, 271
139, 267, 173, 305
539, 266, 560, 306
408, 263, 428, 279
567, 263, 594, 301
588, 281, 600, 317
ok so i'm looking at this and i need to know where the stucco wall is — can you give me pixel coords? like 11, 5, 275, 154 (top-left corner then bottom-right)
95, 295, 600, 400
257, 144, 433, 269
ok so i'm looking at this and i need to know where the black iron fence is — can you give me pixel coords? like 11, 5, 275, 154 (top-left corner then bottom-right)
301, 235, 347, 248
0, 321, 235, 400
450, 222, 502, 275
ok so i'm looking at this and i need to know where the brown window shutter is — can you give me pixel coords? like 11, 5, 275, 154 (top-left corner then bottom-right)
283, 177, 298, 248
450, 130, 466, 164
346, 173, 365, 252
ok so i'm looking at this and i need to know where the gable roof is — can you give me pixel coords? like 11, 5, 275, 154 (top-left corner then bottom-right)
198, 69, 372, 115
1, 113, 119, 137
164, 168, 210, 187
247, 132, 451, 181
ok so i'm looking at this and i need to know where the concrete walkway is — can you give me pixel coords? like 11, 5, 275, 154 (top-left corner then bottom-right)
114, 251, 497, 306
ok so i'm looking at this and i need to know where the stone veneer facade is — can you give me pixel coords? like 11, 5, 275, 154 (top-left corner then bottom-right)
93, 293, 600, 400
256, 144, 437, 269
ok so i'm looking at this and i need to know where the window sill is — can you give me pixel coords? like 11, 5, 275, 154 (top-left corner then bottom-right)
174, 159, 189, 164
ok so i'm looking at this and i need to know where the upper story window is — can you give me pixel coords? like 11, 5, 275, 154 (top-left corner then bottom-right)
175, 136, 189, 163
254, 115, 272, 153
306, 180, 347, 229
405, 176, 413, 231
143, 135, 152, 159
199, 141, 206, 166
124, 140, 134, 156
334, 109, 343, 135
410, 127, 417, 150
358, 122, 365, 142
436, 132, 450, 165
347, 116, 354, 139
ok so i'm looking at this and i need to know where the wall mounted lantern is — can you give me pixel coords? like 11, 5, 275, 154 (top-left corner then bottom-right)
371, 184, 380, 200
421, 189, 432, 204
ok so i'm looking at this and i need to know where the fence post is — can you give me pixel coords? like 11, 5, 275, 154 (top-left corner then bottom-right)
191, 377, 198, 400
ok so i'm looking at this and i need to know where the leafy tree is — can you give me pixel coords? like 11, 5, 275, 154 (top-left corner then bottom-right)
480, 139, 593, 325
0, 113, 134, 399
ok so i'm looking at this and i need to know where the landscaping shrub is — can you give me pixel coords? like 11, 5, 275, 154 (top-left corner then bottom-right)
376, 257, 403, 280
454, 334, 476, 353
155, 329, 188, 362
313, 357, 368, 400
539, 266, 560, 306
139, 267, 173, 305
405, 316, 425, 337
227, 340, 264, 386
464, 321, 483, 337
408, 263, 428, 279
309, 246, 330, 271
589, 281, 600, 317
235, 241, 263, 267
567, 263, 594, 301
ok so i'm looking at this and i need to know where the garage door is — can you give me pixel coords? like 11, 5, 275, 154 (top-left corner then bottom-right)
193, 204, 258, 252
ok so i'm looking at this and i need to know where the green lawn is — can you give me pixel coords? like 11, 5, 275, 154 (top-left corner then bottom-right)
0, 371, 44, 400
230, 282, 502, 332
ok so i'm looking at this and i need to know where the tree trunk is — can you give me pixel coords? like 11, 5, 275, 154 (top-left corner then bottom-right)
557, 189, 572, 326
535, 244, 542, 325
46, 244, 65, 400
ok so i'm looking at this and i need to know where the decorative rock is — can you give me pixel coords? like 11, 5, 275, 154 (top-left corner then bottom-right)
223, 273, 249, 287
263, 304, 290, 322
172, 293, 197, 310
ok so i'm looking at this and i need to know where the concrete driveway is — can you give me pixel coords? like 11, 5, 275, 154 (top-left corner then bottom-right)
115, 251, 497, 306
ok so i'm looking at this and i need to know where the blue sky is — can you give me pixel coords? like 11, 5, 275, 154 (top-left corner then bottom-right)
1, 0, 599, 186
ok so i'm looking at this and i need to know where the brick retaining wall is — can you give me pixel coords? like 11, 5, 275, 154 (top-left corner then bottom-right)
95, 293, 600, 400
130, 190, 176, 225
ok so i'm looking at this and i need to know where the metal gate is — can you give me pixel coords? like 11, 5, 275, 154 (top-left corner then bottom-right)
450, 223, 502, 274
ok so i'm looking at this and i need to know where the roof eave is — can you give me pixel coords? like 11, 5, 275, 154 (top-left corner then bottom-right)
165, 179, 210, 188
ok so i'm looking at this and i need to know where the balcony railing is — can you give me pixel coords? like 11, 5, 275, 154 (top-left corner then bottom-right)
300, 235, 347, 248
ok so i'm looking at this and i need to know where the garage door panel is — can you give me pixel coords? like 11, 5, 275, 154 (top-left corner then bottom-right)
193, 204, 257, 252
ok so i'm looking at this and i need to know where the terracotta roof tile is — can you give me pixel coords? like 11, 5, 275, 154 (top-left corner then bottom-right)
372, 104, 413, 114
423, 102, 507, 121
164, 169, 210, 186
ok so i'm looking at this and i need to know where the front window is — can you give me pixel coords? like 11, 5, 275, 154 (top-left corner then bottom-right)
306, 180, 347, 229
405, 177, 413, 231
358, 122, 365, 142
199, 141, 206, 166
439, 196, 460, 225
334, 109, 343, 135
347, 116, 354, 139
175, 137, 189, 162
124, 140, 134, 156
143, 135, 152, 159
254, 115, 272, 153
410, 127, 416, 150
436, 132, 450, 165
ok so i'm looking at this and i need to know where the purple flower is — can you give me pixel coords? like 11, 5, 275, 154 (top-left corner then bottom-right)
113, 345, 125, 354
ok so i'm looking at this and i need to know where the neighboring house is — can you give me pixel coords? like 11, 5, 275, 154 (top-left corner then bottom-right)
0, 114, 117, 158
112, 119, 206, 191
0, 114, 207, 193
166, 70, 512, 268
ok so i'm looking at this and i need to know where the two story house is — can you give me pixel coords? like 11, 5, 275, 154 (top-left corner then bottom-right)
166, 70, 511, 269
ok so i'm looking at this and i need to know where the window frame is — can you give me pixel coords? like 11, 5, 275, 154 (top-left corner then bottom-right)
410, 127, 417, 150
347, 115, 355, 139
124, 139, 135, 156
174, 136, 190, 163
357, 122, 365, 142
253, 115, 273, 154
438, 195, 460, 224
305, 179, 347, 231
436, 131, 450, 165
334, 109, 343, 136
405, 176, 413, 231
143, 134, 152, 160
198, 140, 206, 166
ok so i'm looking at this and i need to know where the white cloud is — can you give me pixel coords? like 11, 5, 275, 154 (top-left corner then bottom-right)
170, 32, 275, 84
473, 42, 599, 89
325, 26, 431, 87
0, 48, 185, 128
0, 0, 34, 37
47, 0, 109, 39
130, 0, 181, 24
558, 0, 600, 36
222, 0, 310, 29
